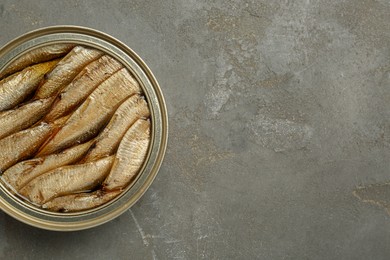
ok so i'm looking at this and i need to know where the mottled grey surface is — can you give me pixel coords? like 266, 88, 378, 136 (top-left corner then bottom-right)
0, 0, 389, 259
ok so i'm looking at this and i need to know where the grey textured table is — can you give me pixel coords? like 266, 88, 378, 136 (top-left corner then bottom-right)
0, 1, 389, 259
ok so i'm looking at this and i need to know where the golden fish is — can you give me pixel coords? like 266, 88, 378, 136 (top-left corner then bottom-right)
20, 156, 115, 205
44, 55, 123, 121
2, 140, 94, 191
103, 118, 150, 191
0, 43, 74, 79
0, 60, 59, 111
42, 190, 121, 212
0, 123, 54, 173
82, 94, 150, 162
34, 46, 103, 99
0, 97, 54, 139
37, 68, 142, 156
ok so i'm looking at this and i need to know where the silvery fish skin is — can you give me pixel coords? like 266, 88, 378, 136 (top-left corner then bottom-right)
0, 97, 54, 139
0, 123, 54, 173
0, 44, 74, 79
82, 94, 150, 162
42, 190, 121, 212
34, 46, 103, 99
103, 118, 150, 191
0, 60, 59, 111
44, 55, 123, 122
37, 68, 142, 156
2, 140, 94, 191
20, 156, 115, 205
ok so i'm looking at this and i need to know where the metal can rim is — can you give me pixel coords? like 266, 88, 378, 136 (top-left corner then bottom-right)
0, 25, 168, 231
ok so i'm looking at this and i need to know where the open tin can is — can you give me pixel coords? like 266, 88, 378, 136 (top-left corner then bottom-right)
0, 26, 168, 231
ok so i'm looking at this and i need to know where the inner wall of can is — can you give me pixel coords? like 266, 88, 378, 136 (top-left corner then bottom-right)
0, 26, 168, 231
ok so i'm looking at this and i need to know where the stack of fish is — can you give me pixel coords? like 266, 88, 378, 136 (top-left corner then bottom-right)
0, 44, 151, 212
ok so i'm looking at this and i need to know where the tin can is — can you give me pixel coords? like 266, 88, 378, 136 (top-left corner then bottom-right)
0, 26, 168, 231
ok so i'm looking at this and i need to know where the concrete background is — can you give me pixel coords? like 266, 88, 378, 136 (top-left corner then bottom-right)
0, 0, 389, 259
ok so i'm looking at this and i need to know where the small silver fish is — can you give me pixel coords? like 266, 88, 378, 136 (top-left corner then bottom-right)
42, 190, 121, 212
103, 118, 151, 191
37, 68, 142, 156
19, 156, 115, 205
82, 94, 150, 162
0, 97, 54, 139
44, 55, 123, 121
0, 43, 74, 79
0, 123, 54, 173
0, 60, 59, 111
2, 140, 94, 191
34, 46, 103, 99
